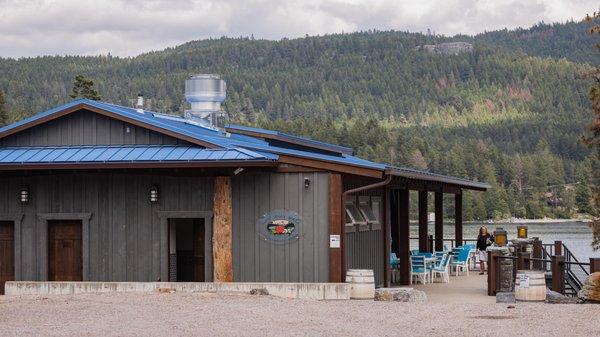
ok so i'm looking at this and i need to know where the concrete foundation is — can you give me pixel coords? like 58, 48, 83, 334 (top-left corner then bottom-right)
4, 281, 349, 300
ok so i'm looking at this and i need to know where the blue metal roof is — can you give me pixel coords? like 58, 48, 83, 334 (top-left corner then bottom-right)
0, 145, 276, 164
226, 124, 354, 155
0, 99, 489, 189
0, 99, 383, 170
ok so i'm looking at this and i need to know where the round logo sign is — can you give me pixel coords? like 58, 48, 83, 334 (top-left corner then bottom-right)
258, 210, 300, 243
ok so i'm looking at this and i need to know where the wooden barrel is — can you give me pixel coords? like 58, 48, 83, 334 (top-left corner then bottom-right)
345, 269, 375, 299
515, 270, 546, 301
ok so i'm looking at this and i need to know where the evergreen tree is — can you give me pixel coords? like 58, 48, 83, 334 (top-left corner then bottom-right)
0, 91, 7, 126
69, 75, 101, 100
574, 164, 594, 215
583, 13, 600, 249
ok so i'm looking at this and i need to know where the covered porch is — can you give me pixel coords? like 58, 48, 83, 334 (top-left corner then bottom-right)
341, 168, 489, 288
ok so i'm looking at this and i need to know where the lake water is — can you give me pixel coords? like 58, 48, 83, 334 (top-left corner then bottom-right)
409, 221, 600, 260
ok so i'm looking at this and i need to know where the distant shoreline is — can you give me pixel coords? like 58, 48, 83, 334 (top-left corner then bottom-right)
465, 218, 591, 224
411, 218, 591, 224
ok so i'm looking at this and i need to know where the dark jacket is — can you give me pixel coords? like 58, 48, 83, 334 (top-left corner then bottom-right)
476, 233, 493, 251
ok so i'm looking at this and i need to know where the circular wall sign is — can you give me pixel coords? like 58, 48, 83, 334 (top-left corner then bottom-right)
258, 210, 300, 243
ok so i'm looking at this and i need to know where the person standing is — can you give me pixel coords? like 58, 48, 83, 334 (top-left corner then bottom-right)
476, 226, 494, 275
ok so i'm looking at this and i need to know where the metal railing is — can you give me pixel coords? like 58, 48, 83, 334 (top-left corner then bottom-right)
409, 237, 477, 251
489, 246, 593, 297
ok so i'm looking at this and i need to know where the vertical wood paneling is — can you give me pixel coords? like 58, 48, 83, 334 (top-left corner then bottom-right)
0, 172, 214, 282
0, 109, 190, 147
232, 172, 329, 283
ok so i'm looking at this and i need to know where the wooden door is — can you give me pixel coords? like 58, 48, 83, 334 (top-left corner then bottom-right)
193, 219, 205, 282
48, 220, 82, 281
0, 221, 14, 294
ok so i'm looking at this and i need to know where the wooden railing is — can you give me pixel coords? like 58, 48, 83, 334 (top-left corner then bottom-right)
488, 246, 599, 297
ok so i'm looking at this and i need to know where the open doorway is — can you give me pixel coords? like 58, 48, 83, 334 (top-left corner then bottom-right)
169, 218, 205, 282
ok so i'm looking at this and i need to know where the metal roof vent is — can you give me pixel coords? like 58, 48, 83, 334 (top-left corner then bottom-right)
135, 94, 144, 113
184, 74, 227, 129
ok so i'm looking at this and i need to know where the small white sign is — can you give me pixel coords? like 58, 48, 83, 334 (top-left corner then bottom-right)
330, 235, 341, 248
519, 274, 530, 288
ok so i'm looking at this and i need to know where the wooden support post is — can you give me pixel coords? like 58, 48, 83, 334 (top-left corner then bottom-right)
434, 191, 443, 251
329, 173, 343, 283
554, 240, 562, 256
384, 186, 392, 287
427, 235, 434, 253
398, 189, 410, 285
551, 255, 565, 295
454, 193, 463, 246
590, 258, 600, 274
213, 176, 233, 282
532, 239, 543, 270
418, 191, 428, 252
517, 252, 531, 271
487, 251, 498, 296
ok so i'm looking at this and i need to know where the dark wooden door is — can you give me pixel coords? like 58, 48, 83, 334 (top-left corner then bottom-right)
48, 220, 82, 281
0, 221, 14, 294
193, 219, 205, 282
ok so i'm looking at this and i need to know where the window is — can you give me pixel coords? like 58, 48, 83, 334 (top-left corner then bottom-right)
345, 203, 366, 232
368, 196, 382, 230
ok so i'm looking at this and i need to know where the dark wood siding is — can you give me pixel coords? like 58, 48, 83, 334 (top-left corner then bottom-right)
231, 172, 330, 282
0, 172, 214, 282
0, 109, 188, 147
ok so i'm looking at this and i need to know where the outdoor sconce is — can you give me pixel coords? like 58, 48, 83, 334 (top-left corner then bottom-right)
149, 185, 159, 203
517, 225, 528, 239
304, 177, 311, 189
493, 227, 508, 247
20, 186, 29, 204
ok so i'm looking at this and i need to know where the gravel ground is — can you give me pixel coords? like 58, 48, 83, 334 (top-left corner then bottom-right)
0, 292, 599, 337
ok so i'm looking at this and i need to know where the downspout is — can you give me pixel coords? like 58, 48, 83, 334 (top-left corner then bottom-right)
341, 174, 393, 281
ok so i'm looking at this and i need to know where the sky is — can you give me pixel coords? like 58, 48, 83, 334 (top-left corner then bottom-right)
0, 0, 597, 58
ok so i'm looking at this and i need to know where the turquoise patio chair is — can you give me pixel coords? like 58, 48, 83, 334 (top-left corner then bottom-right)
449, 246, 471, 276
410, 255, 429, 284
431, 253, 451, 283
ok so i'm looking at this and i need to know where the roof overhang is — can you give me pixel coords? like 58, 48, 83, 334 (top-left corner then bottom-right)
0, 160, 277, 171
386, 168, 490, 191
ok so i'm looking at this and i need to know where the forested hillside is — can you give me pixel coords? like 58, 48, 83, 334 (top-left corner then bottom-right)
0, 20, 598, 220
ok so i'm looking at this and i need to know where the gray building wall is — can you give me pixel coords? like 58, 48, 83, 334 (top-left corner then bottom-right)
0, 109, 187, 147
343, 177, 385, 286
0, 172, 214, 282
232, 172, 330, 282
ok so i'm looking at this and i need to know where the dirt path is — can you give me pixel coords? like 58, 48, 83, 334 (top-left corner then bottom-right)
0, 292, 598, 337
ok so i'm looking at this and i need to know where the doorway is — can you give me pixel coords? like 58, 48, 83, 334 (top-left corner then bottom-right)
169, 218, 205, 282
0, 221, 14, 294
48, 220, 82, 281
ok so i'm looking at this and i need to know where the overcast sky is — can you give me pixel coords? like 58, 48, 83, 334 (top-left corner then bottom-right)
0, 0, 597, 58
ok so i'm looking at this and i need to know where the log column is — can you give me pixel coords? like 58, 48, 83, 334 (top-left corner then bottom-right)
418, 191, 428, 252
454, 193, 463, 246
213, 176, 233, 282
398, 189, 410, 285
329, 173, 343, 282
434, 191, 444, 251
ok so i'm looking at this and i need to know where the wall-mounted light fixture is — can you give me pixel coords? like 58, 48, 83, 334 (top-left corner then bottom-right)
20, 186, 29, 204
149, 185, 159, 203
304, 177, 311, 189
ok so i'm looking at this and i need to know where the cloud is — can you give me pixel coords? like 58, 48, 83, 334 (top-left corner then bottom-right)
0, 0, 597, 58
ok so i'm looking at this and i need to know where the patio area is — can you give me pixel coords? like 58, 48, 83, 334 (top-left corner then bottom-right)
406, 273, 494, 304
